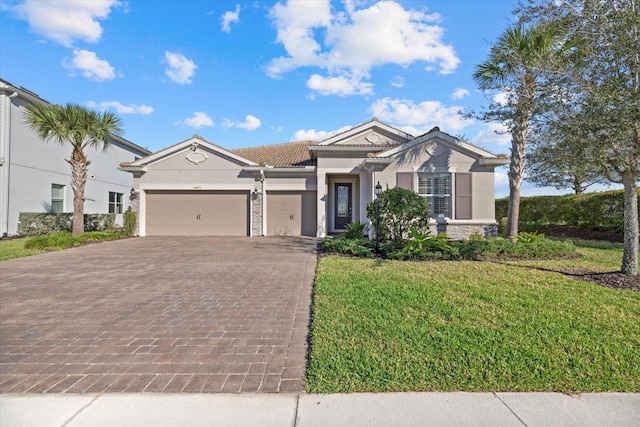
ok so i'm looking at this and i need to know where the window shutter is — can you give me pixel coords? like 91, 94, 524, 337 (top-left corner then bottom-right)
396, 172, 413, 191
455, 173, 472, 219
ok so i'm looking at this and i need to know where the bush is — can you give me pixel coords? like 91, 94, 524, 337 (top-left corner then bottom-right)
343, 221, 369, 239
366, 187, 430, 244
495, 189, 638, 234
122, 209, 137, 236
454, 236, 576, 260
320, 236, 374, 257
17, 212, 117, 236
401, 227, 454, 259
24, 233, 81, 250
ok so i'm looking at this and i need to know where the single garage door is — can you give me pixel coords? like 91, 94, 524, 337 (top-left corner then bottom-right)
267, 191, 317, 236
146, 190, 249, 236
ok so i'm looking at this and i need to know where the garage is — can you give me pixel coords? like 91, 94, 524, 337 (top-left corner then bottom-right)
145, 190, 249, 236
267, 191, 317, 236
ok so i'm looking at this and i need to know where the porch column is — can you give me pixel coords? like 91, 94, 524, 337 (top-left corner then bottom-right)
316, 174, 327, 237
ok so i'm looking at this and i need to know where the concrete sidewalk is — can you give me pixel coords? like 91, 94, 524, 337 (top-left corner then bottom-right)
1, 392, 638, 427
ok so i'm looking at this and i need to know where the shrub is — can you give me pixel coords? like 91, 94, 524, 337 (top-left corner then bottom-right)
83, 214, 115, 232
401, 227, 454, 259
122, 209, 137, 236
495, 189, 638, 234
24, 233, 81, 250
18, 212, 117, 236
366, 187, 430, 244
343, 221, 369, 239
320, 236, 373, 257
454, 234, 576, 260
516, 231, 546, 243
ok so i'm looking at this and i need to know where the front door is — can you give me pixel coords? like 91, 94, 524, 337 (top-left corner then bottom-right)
334, 183, 352, 230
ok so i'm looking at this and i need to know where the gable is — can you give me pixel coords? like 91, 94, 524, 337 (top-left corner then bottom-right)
146, 144, 249, 171
319, 118, 412, 147
390, 138, 478, 171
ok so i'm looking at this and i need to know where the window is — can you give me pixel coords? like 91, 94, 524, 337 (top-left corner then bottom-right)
418, 173, 451, 218
109, 192, 124, 214
51, 184, 64, 213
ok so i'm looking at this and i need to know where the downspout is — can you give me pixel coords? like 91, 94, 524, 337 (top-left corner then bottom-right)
0, 92, 16, 236
260, 169, 266, 236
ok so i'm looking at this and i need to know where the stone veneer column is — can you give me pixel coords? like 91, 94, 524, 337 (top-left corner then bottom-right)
251, 181, 264, 236
129, 191, 140, 236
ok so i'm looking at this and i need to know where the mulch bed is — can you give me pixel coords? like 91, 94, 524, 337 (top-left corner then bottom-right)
538, 225, 638, 292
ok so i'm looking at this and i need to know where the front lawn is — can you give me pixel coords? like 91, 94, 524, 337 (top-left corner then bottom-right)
0, 238, 44, 261
306, 243, 640, 393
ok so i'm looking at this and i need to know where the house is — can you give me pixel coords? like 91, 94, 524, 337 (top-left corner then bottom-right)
121, 118, 509, 239
0, 78, 151, 236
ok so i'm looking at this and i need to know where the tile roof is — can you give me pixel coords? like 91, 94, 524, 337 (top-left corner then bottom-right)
231, 141, 318, 167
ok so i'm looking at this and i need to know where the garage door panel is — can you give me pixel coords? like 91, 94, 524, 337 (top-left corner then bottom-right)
146, 190, 249, 236
267, 191, 316, 237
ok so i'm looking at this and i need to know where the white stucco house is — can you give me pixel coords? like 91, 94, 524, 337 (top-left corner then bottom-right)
121, 118, 509, 239
0, 78, 151, 236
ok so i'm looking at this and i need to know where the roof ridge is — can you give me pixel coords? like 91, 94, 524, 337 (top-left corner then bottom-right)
231, 140, 317, 151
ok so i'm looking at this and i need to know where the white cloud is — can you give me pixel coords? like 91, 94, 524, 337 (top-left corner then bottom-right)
471, 122, 511, 147
369, 97, 473, 132
266, 0, 459, 95
307, 74, 373, 96
390, 76, 404, 88
236, 115, 262, 130
493, 90, 511, 106
292, 125, 353, 142
223, 115, 263, 131
10, 0, 120, 47
164, 51, 197, 84
177, 112, 213, 128
64, 49, 116, 81
452, 87, 470, 100
221, 4, 240, 33
87, 100, 153, 115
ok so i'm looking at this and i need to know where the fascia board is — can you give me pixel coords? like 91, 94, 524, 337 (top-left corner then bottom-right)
318, 121, 413, 146
380, 131, 500, 159
133, 138, 257, 167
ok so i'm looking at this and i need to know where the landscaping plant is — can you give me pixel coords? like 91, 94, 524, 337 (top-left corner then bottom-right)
366, 187, 430, 244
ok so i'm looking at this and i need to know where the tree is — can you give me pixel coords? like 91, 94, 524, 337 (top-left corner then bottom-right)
24, 103, 123, 236
519, 0, 639, 274
525, 130, 606, 194
472, 24, 562, 239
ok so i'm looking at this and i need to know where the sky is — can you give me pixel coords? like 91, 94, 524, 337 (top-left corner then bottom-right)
0, 0, 618, 198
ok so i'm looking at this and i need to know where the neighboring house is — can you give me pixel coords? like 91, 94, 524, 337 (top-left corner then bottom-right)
0, 78, 151, 236
121, 118, 509, 239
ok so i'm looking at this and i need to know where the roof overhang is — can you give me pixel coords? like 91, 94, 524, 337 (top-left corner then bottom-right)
308, 145, 391, 158
242, 165, 316, 175
479, 157, 510, 166
118, 164, 147, 172
358, 158, 393, 172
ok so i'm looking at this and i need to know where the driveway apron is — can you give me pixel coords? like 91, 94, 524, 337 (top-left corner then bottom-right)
0, 236, 317, 393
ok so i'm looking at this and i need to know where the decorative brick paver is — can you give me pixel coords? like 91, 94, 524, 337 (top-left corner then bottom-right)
0, 236, 317, 393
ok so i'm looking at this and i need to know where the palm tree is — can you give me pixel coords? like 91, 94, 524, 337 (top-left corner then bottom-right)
24, 103, 123, 235
473, 25, 560, 239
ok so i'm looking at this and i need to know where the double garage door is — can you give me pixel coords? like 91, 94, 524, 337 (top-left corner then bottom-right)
145, 190, 249, 236
145, 190, 316, 236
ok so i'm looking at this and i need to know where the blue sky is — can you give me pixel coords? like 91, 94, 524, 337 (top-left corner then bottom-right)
0, 0, 617, 198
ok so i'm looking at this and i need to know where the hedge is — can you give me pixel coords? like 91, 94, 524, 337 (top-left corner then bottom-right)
495, 189, 639, 233
17, 213, 116, 236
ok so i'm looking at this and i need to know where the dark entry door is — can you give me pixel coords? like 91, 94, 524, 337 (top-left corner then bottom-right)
334, 183, 352, 230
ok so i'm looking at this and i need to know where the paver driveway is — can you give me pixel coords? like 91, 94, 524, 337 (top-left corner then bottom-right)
0, 236, 317, 393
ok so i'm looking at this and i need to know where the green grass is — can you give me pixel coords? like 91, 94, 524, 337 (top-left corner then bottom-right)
1, 231, 128, 260
0, 238, 45, 260
307, 243, 640, 393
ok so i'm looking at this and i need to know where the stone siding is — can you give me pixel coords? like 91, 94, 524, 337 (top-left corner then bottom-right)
433, 222, 498, 240
251, 184, 263, 236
